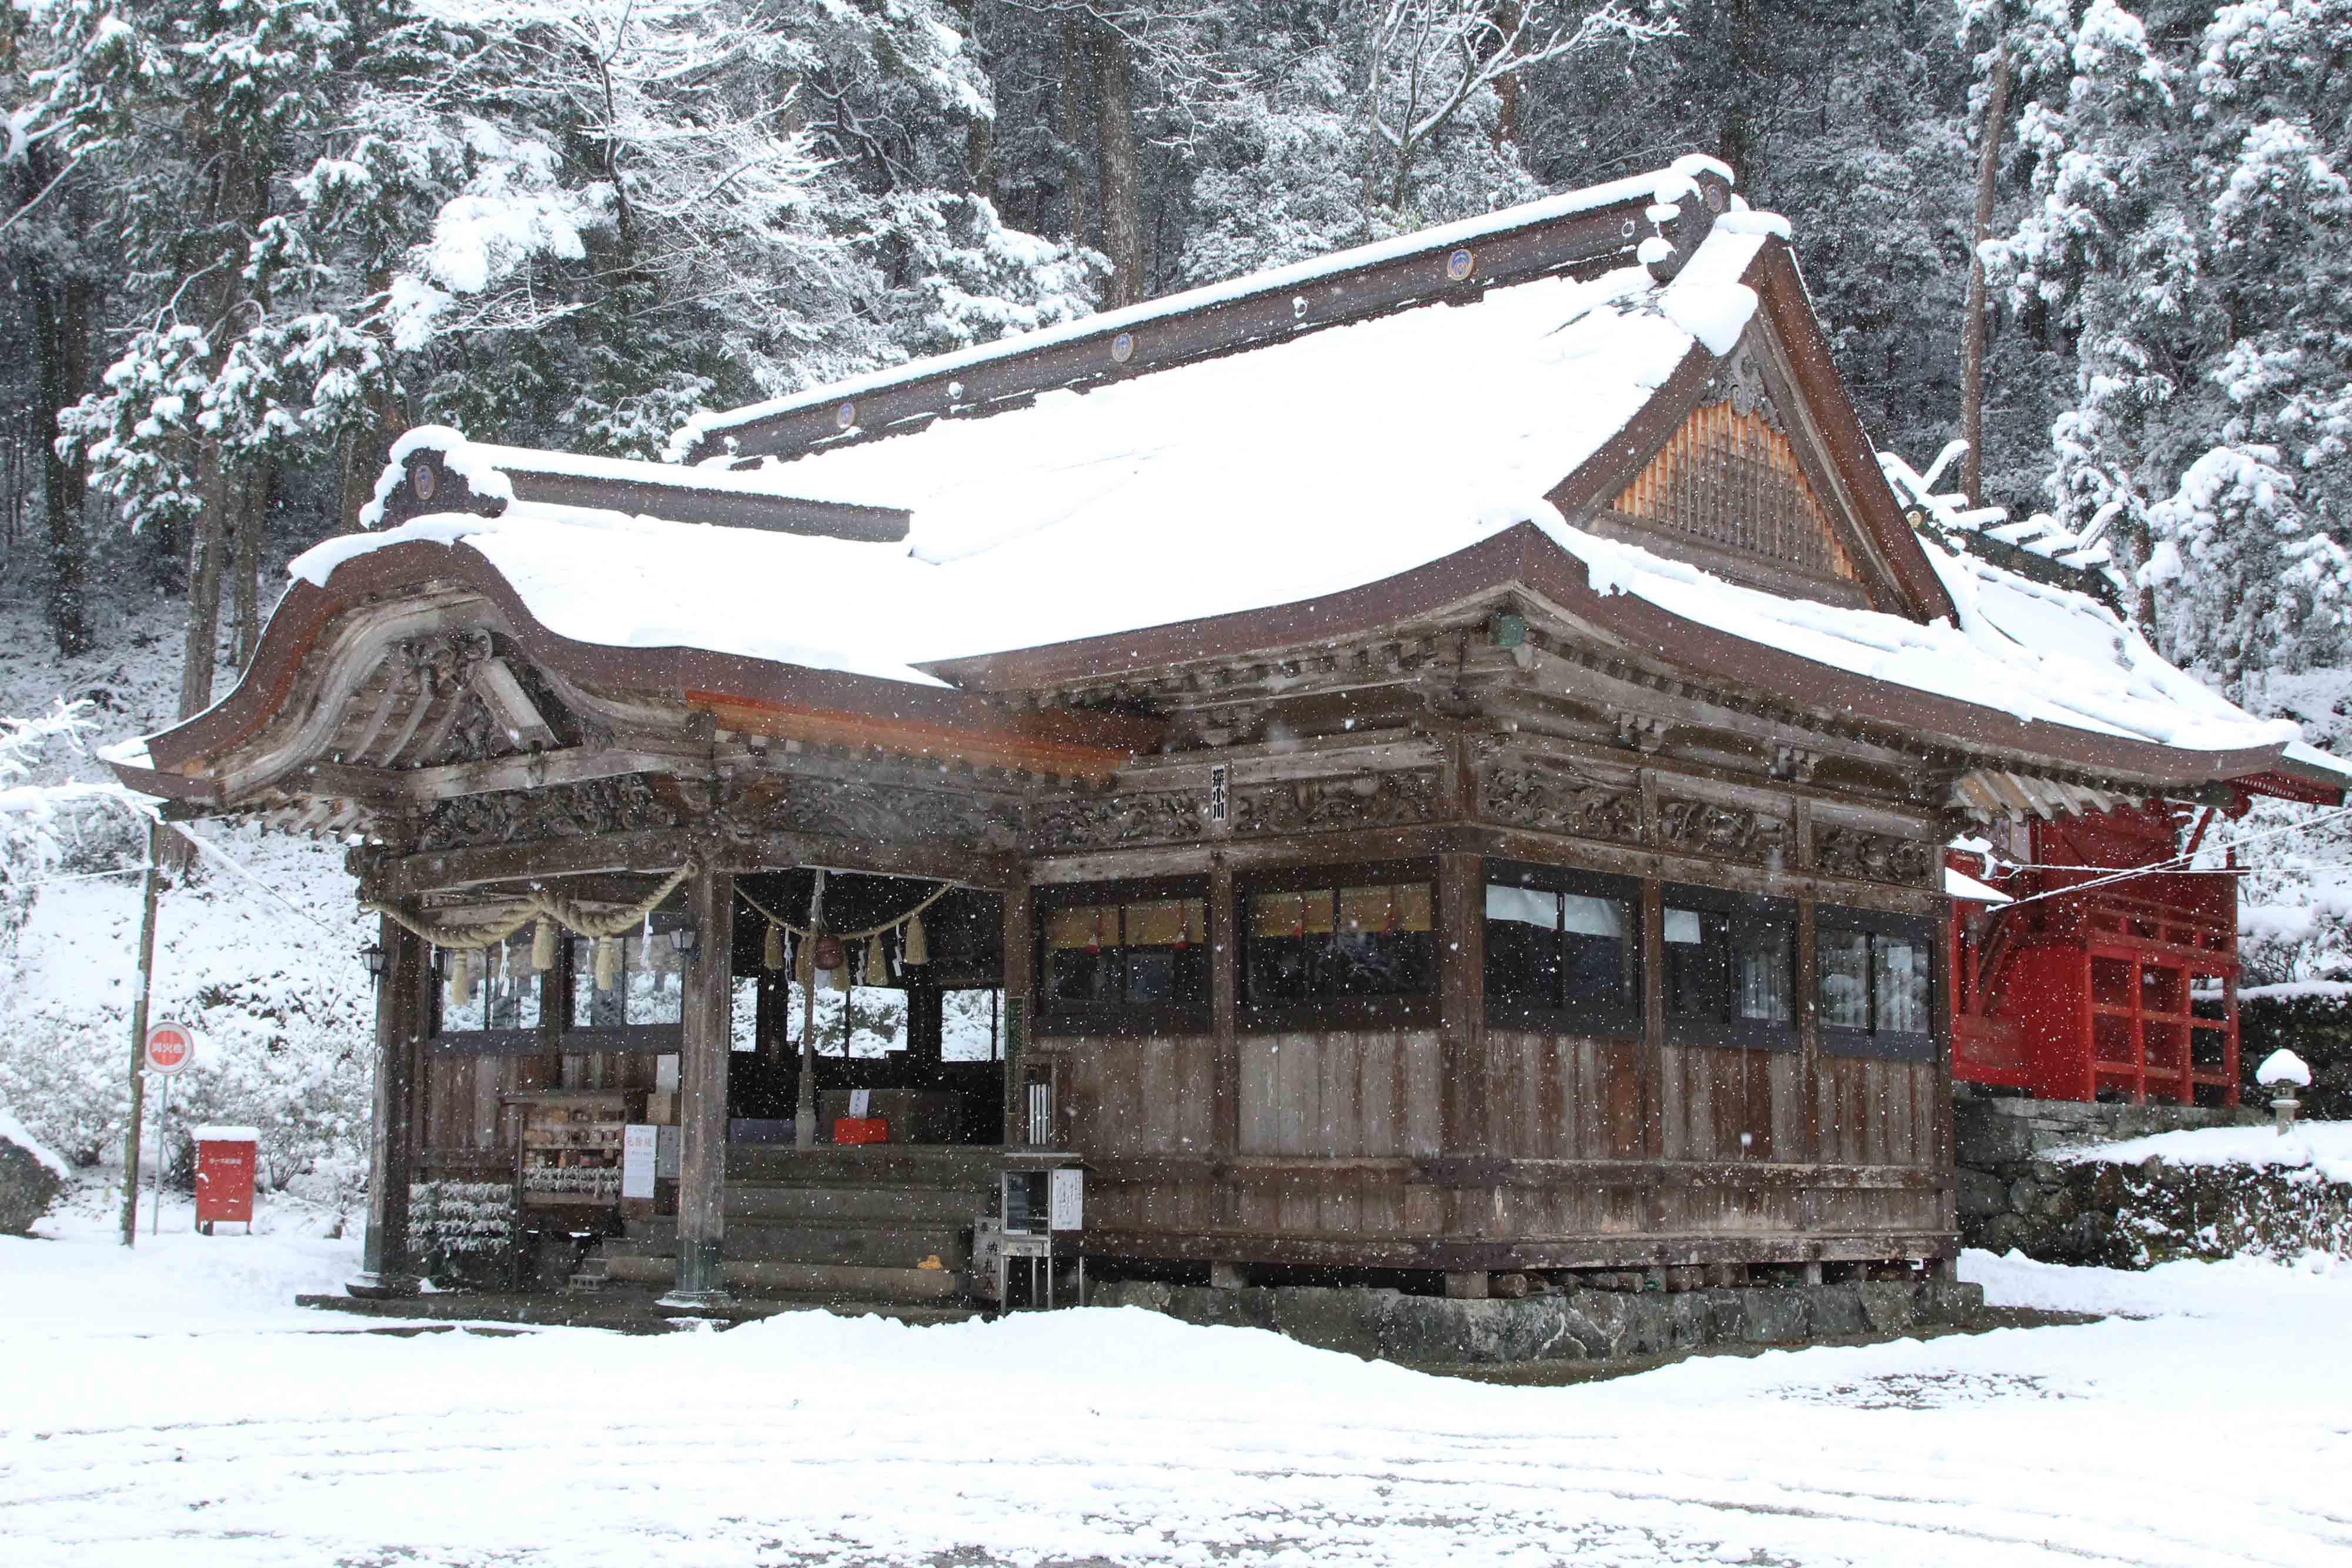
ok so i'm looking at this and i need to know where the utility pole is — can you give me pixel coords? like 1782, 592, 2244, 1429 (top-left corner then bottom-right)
119, 817, 163, 1248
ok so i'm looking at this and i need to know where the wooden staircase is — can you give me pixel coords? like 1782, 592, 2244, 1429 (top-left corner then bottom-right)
597, 1146, 1001, 1318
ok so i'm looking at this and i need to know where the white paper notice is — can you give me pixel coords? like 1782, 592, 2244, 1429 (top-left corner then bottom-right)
621, 1124, 657, 1199
1049, 1167, 1084, 1232
848, 1088, 871, 1118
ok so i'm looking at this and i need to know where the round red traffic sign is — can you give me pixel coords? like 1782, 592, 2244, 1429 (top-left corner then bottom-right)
145, 1020, 197, 1076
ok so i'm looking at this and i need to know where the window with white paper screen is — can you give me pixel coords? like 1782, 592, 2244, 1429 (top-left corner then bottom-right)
1817, 906, 1936, 1061
1874, 937, 1929, 1034
1483, 863, 1639, 1029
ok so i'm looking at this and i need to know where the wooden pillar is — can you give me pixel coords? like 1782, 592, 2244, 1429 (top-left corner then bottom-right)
667, 866, 734, 1303
1208, 855, 1238, 1156
1002, 880, 1033, 1144
1436, 850, 1485, 1156
349, 915, 425, 1298
1797, 890, 1821, 1165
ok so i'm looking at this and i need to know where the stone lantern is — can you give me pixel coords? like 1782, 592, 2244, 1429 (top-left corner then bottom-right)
2255, 1048, 2311, 1136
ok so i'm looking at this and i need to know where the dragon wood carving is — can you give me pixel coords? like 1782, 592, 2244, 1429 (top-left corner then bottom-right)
1655, 798, 1792, 864
1813, 824, 1935, 885
1030, 792, 1206, 851
719, 778, 1019, 852
1231, 771, 1439, 836
417, 774, 681, 851
1481, 764, 1642, 842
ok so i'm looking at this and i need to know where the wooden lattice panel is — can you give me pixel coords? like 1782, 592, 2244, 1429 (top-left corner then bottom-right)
1613, 402, 1857, 582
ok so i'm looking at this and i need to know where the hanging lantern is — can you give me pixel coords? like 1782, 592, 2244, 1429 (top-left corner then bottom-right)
763, 918, 786, 972
532, 916, 557, 972
594, 934, 622, 992
864, 931, 887, 986
903, 912, 928, 967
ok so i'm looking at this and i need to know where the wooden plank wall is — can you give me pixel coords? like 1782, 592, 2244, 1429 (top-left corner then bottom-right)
1656, 1045, 1808, 1164
1237, 1029, 1439, 1158
1483, 1030, 1645, 1161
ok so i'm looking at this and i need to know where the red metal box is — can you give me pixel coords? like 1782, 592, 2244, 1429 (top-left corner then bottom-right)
192, 1126, 258, 1232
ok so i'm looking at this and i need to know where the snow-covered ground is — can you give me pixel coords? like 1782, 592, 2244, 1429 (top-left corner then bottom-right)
5, 1192, 2348, 1568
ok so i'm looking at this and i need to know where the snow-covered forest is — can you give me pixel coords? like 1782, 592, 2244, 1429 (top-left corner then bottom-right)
3, 0, 2351, 1184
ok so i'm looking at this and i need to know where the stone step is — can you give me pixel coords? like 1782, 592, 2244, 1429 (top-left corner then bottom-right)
604, 1219, 967, 1270
725, 1146, 1004, 1188
727, 1183, 984, 1225
603, 1252, 968, 1304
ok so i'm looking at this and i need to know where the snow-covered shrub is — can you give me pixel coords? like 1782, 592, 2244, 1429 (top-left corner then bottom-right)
0, 825, 376, 1208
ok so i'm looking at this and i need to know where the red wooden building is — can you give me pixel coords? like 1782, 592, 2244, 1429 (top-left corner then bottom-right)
1878, 454, 2352, 1107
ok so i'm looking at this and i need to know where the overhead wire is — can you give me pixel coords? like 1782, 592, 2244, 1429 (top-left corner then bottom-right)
1977, 800, 2352, 911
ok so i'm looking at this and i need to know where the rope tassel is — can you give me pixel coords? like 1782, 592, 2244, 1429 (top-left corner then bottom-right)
532, 917, 557, 972
763, 918, 785, 972
903, 912, 928, 967
794, 931, 815, 989
865, 931, 887, 987
594, 934, 622, 992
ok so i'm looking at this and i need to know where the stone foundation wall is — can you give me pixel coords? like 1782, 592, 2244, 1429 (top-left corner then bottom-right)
1091, 1277, 1985, 1367
1955, 1093, 2266, 1262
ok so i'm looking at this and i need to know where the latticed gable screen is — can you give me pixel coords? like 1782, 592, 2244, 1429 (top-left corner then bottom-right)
1612, 402, 1857, 583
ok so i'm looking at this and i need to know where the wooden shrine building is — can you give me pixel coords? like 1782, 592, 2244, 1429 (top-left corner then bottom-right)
109, 157, 2344, 1310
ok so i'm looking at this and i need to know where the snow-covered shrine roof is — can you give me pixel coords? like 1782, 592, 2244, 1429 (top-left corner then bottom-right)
164, 156, 2341, 800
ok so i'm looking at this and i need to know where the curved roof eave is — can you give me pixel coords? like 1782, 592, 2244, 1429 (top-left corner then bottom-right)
913, 521, 2292, 791
115, 540, 1160, 801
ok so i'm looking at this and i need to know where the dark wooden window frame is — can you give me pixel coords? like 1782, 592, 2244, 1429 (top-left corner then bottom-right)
1237, 857, 1439, 1033
1660, 882, 1801, 1052
1481, 858, 1645, 1037
429, 940, 684, 1058
1033, 874, 1214, 1037
1815, 905, 1939, 1064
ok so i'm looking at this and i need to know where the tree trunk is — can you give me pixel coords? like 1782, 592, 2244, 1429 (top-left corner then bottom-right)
1060, 15, 1091, 246
1492, 4, 1522, 150
232, 457, 269, 671
337, 371, 411, 530
1961, 46, 2011, 510
19, 150, 93, 658
1091, 21, 1144, 307
179, 445, 231, 723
